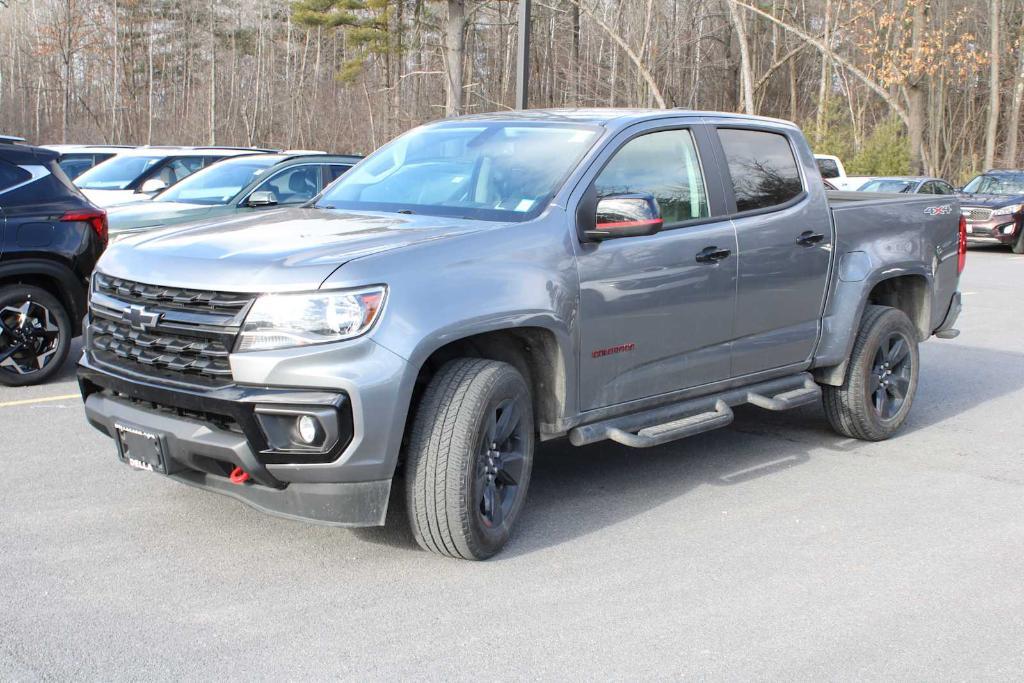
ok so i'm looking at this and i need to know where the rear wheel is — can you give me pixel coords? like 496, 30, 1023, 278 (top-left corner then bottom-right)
0, 285, 71, 387
404, 358, 534, 560
823, 305, 920, 441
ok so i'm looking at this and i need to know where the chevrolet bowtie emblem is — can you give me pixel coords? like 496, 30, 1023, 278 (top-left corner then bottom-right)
122, 304, 161, 332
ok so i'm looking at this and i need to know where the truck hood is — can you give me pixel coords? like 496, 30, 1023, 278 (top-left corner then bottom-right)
957, 193, 1024, 209
97, 207, 499, 292
108, 201, 215, 235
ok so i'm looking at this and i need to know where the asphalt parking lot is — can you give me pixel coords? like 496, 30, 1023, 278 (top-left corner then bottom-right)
2, 247, 1023, 679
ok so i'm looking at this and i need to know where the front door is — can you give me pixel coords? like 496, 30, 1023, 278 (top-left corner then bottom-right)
575, 124, 738, 411
711, 125, 833, 376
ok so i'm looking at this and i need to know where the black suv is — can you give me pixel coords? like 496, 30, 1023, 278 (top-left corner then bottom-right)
0, 135, 107, 385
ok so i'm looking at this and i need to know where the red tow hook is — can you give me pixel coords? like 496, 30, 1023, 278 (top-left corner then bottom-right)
229, 466, 251, 485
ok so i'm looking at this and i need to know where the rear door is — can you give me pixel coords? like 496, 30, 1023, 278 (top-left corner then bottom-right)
574, 122, 738, 411
710, 124, 833, 377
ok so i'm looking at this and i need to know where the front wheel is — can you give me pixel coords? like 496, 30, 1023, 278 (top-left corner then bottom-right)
1011, 226, 1024, 254
0, 285, 72, 387
823, 305, 920, 441
404, 358, 534, 560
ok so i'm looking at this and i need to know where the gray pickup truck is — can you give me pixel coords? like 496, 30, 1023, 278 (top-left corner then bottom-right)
78, 109, 966, 560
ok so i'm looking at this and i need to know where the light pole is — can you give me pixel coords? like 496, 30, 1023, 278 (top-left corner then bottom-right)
515, 0, 531, 110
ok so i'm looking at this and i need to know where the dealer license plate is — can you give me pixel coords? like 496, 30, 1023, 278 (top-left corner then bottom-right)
114, 423, 167, 474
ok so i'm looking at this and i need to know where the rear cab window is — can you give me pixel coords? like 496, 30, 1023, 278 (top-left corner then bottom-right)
718, 128, 805, 213
817, 158, 840, 179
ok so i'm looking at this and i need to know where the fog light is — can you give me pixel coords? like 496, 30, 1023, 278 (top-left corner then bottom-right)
1003, 225, 1015, 235
297, 415, 320, 444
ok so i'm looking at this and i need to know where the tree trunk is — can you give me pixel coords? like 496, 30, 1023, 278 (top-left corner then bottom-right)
1006, 10, 1024, 166
815, 0, 831, 134
984, 0, 1001, 169
444, 0, 466, 116
907, 0, 927, 174
726, 0, 754, 114
208, 0, 216, 145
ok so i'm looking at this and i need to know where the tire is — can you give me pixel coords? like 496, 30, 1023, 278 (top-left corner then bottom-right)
1011, 226, 1024, 254
822, 305, 920, 441
0, 285, 72, 387
404, 358, 535, 560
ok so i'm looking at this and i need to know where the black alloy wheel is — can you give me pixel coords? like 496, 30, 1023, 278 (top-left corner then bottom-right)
475, 397, 528, 529
0, 285, 71, 387
405, 358, 535, 560
868, 331, 914, 421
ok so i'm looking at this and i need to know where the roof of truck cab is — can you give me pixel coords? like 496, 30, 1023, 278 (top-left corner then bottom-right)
450, 108, 799, 130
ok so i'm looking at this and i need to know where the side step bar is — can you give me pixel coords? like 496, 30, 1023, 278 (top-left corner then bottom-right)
569, 372, 821, 448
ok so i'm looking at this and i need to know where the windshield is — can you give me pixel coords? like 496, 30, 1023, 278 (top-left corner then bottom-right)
76, 155, 164, 189
315, 121, 601, 221
962, 173, 1024, 196
859, 179, 913, 193
156, 157, 281, 204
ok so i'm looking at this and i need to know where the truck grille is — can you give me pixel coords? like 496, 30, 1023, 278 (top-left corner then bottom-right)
88, 275, 254, 388
962, 207, 993, 221
94, 273, 251, 314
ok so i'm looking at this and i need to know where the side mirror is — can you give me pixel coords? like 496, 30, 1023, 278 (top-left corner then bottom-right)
139, 178, 168, 194
246, 191, 278, 207
583, 193, 663, 241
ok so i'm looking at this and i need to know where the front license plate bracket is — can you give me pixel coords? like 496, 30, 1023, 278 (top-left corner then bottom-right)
114, 423, 168, 474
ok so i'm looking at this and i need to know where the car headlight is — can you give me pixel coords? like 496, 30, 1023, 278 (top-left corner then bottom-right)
236, 286, 386, 352
993, 204, 1022, 216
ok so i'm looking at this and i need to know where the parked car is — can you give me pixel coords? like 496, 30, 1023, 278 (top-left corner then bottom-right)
41, 144, 135, 180
0, 135, 107, 385
814, 153, 875, 191
856, 176, 956, 195
957, 170, 1024, 253
74, 146, 274, 208
79, 110, 964, 559
106, 153, 362, 239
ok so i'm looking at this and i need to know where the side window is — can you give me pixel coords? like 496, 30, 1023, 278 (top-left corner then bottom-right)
153, 157, 205, 186
934, 182, 953, 195
817, 158, 840, 179
325, 164, 352, 185
0, 160, 31, 193
718, 128, 804, 213
592, 129, 709, 225
920, 182, 937, 194
253, 165, 322, 205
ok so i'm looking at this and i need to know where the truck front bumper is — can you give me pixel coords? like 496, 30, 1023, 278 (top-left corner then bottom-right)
78, 336, 415, 527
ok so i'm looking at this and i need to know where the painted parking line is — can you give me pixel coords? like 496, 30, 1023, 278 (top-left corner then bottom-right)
0, 393, 79, 408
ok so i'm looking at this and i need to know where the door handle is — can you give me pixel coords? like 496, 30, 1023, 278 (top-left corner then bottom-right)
796, 230, 825, 246
695, 246, 731, 264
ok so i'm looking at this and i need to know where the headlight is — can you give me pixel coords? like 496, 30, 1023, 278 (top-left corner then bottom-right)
236, 286, 386, 352
993, 204, 1022, 216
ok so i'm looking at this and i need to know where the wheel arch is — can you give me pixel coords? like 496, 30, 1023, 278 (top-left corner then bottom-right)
814, 269, 932, 387
0, 259, 86, 335
405, 324, 571, 441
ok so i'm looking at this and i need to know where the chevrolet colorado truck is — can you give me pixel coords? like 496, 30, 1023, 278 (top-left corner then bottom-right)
78, 110, 966, 560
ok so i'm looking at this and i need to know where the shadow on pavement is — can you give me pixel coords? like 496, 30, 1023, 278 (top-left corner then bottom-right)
350, 343, 1024, 558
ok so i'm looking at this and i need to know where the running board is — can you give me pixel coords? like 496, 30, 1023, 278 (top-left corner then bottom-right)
569, 372, 822, 448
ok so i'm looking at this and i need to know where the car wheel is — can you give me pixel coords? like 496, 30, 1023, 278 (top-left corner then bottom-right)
822, 305, 920, 441
404, 358, 534, 560
1011, 226, 1024, 254
0, 285, 72, 387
